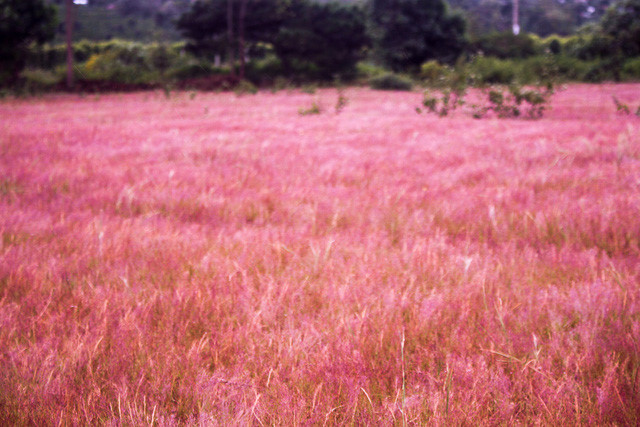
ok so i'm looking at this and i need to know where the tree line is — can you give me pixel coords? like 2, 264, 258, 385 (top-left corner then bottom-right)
175, 0, 467, 80
1, 0, 640, 88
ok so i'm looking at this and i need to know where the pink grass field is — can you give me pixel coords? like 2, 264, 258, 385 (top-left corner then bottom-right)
1, 84, 639, 425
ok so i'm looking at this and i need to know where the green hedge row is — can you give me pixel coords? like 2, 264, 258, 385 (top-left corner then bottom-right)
418, 55, 640, 87
11, 38, 640, 94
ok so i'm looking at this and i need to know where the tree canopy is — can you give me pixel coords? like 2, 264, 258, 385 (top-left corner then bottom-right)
600, 0, 640, 56
177, 0, 286, 59
369, 0, 467, 71
177, 0, 368, 80
0, 0, 57, 83
273, 1, 368, 79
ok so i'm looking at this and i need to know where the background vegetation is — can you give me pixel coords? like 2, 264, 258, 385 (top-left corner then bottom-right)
2, 0, 640, 92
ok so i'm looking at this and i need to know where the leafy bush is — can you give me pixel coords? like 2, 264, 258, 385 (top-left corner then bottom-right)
421, 87, 466, 116
469, 56, 517, 85
420, 60, 451, 86
583, 61, 616, 82
419, 76, 554, 119
245, 54, 283, 86
18, 68, 61, 93
356, 62, 387, 80
335, 88, 348, 113
563, 34, 615, 60
622, 57, 640, 81
473, 32, 539, 59
298, 101, 322, 115
370, 73, 413, 91
234, 79, 258, 96
148, 44, 179, 73
548, 38, 562, 55
271, 76, 293, 92
472, 85, 554, 119
165, 61, 224, 81
551, 56, 594, 81
79, 50, 158, 84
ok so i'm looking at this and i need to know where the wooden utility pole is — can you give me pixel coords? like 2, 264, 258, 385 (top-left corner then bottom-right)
238, 0, 247, 79
512, 0, 520, 35
227, 0, 236, 77
65, 0, 75, 89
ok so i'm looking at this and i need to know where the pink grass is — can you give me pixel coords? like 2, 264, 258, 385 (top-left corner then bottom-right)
1, 84, 639, 424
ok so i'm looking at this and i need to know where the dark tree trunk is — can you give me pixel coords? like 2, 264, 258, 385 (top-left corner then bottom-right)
238, 0, 248, 79
65, 0, 75, 89
512, 0, 520, 34
227, 0, 236, 77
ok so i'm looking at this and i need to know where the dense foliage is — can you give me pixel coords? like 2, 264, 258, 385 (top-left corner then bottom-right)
0, 0, 57, 84
177, 0, 368, 80
369, 0, 467, 71
473, 32, 538, 59
48, 0, 190, 40
3, 0, 640, 91
273, 2, 368, 80
449, 0, 612, 37
176, 0, 284, 60
600, 0, 640, 56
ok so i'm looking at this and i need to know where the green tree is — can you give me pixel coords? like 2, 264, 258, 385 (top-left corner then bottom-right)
273, 1, 368, 80
369, 0, 467, 71
178, 0, 368, 81
600, 0, 640, 56
0, 0, 57, 84
177, 0, 285, 77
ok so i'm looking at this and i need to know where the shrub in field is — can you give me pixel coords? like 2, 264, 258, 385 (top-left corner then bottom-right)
613, 96, 640, 117
233, 79, 259, 96
622, 57, 640, 81
165, 61, 224, 81
517, 55, 559, 84
147, 44, 179, 75
420, 82, 554, 119
473, 32, 539, 59
18, 68, 61, 93
420, 87, 466, 116
370, 73, 414, 91
420, 60, 451, 86
300, 84, 317, 94
469, 56, 517, 85
583, 60, 616, 83
552, 55, 595, 81
356, 61, 387, 81
271, 76, 293, 92
78, 47, 160, 85
335, 88, 348, 113
471, 84, 554, 119
298, 100, 322, 115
